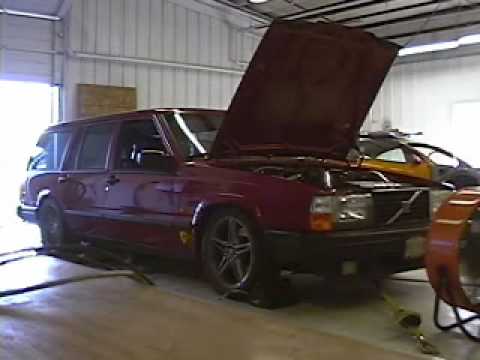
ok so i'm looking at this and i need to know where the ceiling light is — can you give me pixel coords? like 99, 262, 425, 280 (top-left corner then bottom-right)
248, 0, 269, 3
398, 41, 459, 56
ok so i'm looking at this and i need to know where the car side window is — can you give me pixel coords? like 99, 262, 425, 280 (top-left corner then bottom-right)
114, 119, 169, 171
29, 131, 72, 171
413, 146, 459, 167
77, 124, 114, 170
376, 148, 407, 163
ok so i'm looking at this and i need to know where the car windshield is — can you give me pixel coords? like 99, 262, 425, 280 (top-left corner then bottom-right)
165, 112, 224, 158
357, 139, 401, 159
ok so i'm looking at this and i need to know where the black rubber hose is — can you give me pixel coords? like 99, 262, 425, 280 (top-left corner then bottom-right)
0, 245, 154, 286
0, 270, 149, 298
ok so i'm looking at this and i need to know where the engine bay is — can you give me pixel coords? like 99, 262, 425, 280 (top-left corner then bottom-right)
250, 164, 410, 192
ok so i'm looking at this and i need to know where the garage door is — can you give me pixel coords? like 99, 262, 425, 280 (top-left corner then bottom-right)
0, 14, 61, 83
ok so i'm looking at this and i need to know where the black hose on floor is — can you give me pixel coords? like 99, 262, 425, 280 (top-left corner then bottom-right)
0, 270, 150, 298
0, 244, 154, 285
0, 244, 154, 298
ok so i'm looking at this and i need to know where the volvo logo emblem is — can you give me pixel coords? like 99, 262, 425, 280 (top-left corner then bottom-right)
386, 190, 423, 225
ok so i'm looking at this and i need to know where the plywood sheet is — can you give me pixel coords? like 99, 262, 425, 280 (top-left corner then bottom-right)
76, 83, 137, 119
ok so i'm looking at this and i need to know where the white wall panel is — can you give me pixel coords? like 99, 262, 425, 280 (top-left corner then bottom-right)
63, 0, 260, 120
367, 53, 480, 156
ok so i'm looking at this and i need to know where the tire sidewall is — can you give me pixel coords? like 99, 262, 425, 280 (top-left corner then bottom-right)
38, 198, 66, 247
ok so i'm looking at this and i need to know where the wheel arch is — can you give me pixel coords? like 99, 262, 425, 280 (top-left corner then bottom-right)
191, 200, 262, 261
36, 189, 53, 208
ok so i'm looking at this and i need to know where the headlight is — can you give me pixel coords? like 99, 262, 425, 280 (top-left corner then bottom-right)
310, 194, 373, 231
430, 190, 453, 215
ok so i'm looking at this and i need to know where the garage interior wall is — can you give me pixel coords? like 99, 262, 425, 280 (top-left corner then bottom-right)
367, 53, 480, 151
63, 0, 261, 121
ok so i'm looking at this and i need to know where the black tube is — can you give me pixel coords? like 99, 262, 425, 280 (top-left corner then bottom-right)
0, 245, 154, 285
0, 271, 150, 298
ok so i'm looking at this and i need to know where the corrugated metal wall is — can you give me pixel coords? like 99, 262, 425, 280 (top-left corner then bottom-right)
0, 14, 61, 83
367, 53, 480, 148
63, 0, 261, 120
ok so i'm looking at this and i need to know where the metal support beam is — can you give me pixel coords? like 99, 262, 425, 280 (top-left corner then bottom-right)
0, 8, 60, 21
0, 45, 62, 55
209, 0, 273, 22
278, 0, 362, 20
71, 51, 245, 75
292, 0, 388, 22
336, 0, 448, 24
385, 19, 480, 39
361, 3, 480, 29
56, 0, 73, 18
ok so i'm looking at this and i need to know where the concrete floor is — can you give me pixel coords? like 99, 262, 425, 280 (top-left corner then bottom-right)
0, 221, 479, 360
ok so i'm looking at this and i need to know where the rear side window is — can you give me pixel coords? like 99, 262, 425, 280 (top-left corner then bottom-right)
29, 131, 72, 171
77, 124, 114, 170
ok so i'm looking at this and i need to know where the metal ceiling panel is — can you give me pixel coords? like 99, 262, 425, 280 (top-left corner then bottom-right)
211, 0, 480, 44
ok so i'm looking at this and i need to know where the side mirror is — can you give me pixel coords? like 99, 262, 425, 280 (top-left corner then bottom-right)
136, 149, 177, 172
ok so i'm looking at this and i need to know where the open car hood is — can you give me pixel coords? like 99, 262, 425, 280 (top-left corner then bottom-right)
210, 21, 399, 160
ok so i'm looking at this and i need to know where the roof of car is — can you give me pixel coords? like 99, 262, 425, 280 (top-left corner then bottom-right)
46, 108, 225, 131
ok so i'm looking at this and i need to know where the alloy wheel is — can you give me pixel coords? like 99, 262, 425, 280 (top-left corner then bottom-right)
210, 216, 254, 288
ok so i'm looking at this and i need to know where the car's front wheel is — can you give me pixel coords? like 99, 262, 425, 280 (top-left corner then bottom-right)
201, 209, 263, 296
38, 198, 70, 247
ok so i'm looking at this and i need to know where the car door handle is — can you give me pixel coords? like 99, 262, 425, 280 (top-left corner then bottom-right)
106, 175, 120, 186
57, 175, 69, 183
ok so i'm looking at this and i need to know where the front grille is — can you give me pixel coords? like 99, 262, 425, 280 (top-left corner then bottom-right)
373, 190, 430, 226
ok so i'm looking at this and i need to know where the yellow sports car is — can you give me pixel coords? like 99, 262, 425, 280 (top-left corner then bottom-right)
359, 132, 480, 189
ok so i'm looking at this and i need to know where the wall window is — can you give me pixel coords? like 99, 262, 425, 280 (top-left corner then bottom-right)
29, 131, 72, 171
77, 124, 113, 170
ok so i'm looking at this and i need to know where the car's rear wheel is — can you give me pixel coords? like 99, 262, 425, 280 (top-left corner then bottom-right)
38, 198, 71, 247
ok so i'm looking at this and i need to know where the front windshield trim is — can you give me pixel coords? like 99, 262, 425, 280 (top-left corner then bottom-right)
173, 111, 207, 155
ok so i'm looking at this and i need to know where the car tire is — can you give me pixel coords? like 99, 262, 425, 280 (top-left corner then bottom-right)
201, 209, 298, 308
201, 209, 262, 294
38, 198, 72, 247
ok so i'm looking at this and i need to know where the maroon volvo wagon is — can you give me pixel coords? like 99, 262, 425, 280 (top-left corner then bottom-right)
18, 21, 450, 296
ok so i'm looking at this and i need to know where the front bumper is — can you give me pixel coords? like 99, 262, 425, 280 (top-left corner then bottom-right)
264, 225, 428, 275
17, 204, 38, 223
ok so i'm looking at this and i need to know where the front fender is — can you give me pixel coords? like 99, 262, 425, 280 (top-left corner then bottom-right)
192, 195, 263, 229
